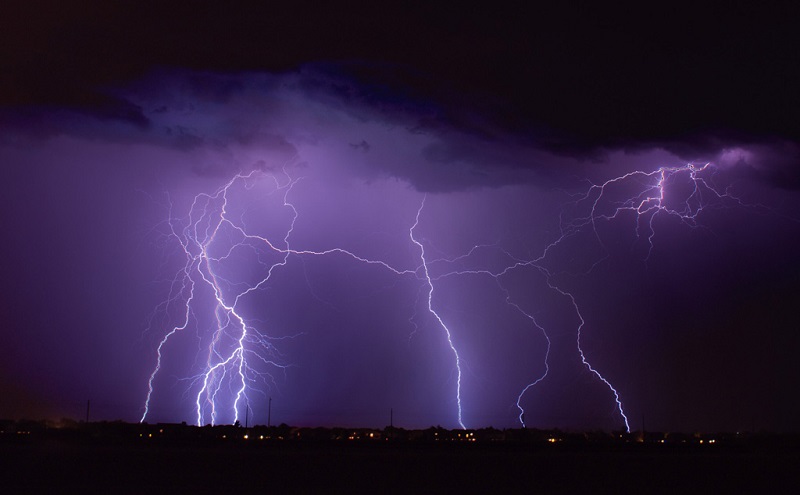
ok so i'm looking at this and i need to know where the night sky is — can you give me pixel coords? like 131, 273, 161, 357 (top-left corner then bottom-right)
2, 1, 799, 432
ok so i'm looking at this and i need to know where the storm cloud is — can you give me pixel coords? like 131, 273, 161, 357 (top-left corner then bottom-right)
1, 2, 798, 432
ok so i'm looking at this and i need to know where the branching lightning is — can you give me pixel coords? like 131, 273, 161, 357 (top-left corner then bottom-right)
142, 172, 298, 425
425, 162, 741, 432
142, 161, 742, 432
526, 161, 742, 431
409, 196, 465, 429
577, 162, 734, 260
141, 170, 468, 427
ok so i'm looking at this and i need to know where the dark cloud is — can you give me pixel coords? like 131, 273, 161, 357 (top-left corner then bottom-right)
1, 1, 799, 431
4, 66, 797, 193
2, 0, 798, 191
3, 2, 798, 156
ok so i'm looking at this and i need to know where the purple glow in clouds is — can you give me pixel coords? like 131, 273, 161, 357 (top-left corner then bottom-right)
2, 69, 799, 432
139, 142, 766, 431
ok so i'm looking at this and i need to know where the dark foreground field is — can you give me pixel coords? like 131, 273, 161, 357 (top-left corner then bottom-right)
2, 439, 798, 494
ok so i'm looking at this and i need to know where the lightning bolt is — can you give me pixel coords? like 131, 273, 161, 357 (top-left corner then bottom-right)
428, 162, 741, 432
576, 162, 735, 260
142, 171, 297, 425
410, 196, 466, 429
142, 160, 746, 432
141, 171, 469, 427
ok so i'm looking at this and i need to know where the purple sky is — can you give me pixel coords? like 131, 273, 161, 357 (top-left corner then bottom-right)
1, 2, 799, 432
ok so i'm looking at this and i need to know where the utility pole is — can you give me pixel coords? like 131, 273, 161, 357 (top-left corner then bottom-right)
85, 400, 90, 424
245, 403, 249, 429
268, 397, 272, 427
390, 408, 393, 428
642, 413, 646, 442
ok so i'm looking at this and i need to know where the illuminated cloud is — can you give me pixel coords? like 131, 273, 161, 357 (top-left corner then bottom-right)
1, 2, 798, 430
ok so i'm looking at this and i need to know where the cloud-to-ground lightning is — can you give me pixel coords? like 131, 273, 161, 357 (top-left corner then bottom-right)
423, 162, 746, 432
141, 170, 472, 427
142, 171, 298, 425
141, 160, 759, 431
522, 162, 749, 431
409, 196, 465, 429
4, 2, 798, 437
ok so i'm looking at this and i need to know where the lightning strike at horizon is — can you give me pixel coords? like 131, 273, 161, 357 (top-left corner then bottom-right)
142, 171, 298, 425
410, 197, 466, 429
141, 160, 754, 432
424, 255, 552, 429
4, 5, 798, 437
140, 170, 470, 427
519, 161, 739, 432
426, 162, 742, 433
504, 288, 550, 429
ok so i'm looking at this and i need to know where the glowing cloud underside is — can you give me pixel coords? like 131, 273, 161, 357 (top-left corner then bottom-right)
141, 162, 745, 431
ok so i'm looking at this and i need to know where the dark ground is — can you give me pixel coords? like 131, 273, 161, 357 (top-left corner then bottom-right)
2, 440, 798, 494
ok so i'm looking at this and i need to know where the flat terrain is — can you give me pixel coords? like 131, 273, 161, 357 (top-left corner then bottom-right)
2, 439, 798, 494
